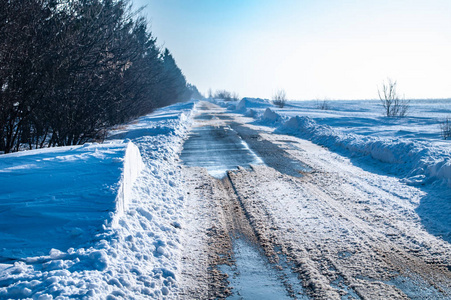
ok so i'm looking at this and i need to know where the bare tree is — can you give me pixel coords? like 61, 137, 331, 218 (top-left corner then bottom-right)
214, 90, 238, 101
378, 78, 409, 117
272, 89, 287, 108
316, 99, 331, 110
440, 117, 451, 140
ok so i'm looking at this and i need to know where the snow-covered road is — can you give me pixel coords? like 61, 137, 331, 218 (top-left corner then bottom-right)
1, 100, 450, 299
179, 101, 451, 299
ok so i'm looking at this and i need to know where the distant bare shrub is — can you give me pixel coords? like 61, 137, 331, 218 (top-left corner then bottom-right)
316, 99, 331, 110
272, 89, 287, 108
214, 90, 230, 100
214, 90, 239, 101
378, 78, 410, 117
440, 117, 451, 140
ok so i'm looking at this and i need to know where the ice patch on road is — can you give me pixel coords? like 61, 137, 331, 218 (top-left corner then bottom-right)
358, 272, 445, 299
219, 238, 296, 300
181, 125, 264, 179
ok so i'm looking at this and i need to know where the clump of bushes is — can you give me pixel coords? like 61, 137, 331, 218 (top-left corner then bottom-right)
316, 99, 331, 110
378, 78, 410, 117
272, 89, 287, 108
440, 117, 451, 140
210, 89, 239, 101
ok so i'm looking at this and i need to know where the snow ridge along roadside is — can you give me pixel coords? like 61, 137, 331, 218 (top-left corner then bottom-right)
112, 141, 145, 227
279, 115, 451, 186
218, 98, 451, 187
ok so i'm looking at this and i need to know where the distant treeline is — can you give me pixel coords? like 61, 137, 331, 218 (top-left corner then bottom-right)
0, 0, 202, 153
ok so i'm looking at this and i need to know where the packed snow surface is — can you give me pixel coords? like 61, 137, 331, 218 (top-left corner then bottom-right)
0, 102, 195, 299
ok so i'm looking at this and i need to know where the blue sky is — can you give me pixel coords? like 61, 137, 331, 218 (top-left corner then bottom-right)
134, 0, 451, 100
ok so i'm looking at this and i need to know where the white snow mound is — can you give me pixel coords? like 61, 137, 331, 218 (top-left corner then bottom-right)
262, 108, 282, 123
112, 141, 145, 227
280, 115, 451, 186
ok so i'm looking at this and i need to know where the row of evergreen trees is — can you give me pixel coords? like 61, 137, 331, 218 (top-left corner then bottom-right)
0, 0, 197, 153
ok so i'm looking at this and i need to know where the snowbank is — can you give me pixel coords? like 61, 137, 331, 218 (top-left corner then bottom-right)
209, 98, 239, 110
0, 101, 197, 299
112, 141, 145, 227
209, 97, 270, 112
279, 115, 451, 186
262, 108, 283, 124
0, 141, 128, 259
236, 97, 270, 111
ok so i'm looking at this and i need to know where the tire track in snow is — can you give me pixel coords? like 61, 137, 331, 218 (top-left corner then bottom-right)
226, 156, 451, 299
179, 102, 306, 299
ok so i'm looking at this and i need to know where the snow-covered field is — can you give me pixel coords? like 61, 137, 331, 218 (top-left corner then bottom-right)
0, 102, 195, 298
218, 97, 451, 187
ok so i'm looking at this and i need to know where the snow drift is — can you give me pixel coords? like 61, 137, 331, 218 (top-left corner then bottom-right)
0, 101, 196, 299
279, 115, 451, 186
0, 141, 129, 260
112, 141, 145, 227
236, 97, 270, 111
262, 108, 283, 124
